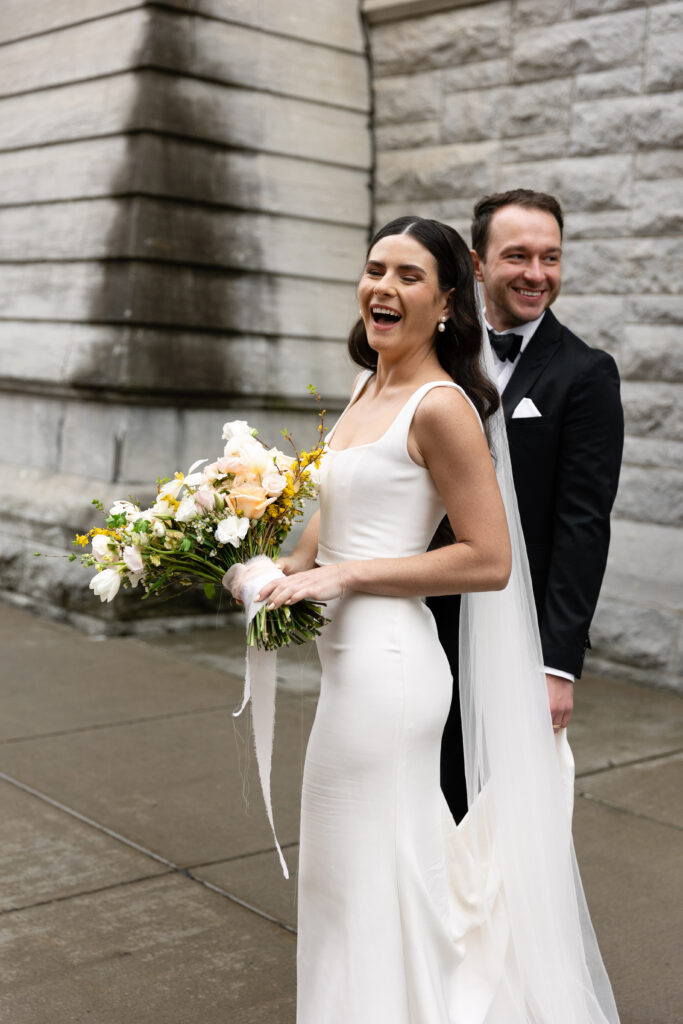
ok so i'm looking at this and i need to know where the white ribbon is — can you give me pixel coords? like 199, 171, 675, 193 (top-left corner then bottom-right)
223, 555, 289, 879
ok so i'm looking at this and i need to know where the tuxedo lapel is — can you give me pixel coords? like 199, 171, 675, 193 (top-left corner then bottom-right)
502, 310, 563, 422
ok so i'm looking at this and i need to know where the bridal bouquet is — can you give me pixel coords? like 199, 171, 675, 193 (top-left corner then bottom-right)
71, 393, 328, 650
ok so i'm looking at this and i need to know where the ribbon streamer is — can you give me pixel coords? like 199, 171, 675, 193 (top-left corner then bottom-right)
224, 555, 289, 879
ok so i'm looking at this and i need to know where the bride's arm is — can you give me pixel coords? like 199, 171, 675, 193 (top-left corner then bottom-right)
257, 388, 511, 607
276, 510, 320, 575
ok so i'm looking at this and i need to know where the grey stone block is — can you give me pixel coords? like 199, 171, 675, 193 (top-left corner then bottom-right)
635, 147, 683, 180
590, 596, 679, 671
623, 436, 683, 471
374, 70, 444, 125
443, 58, 509, 92
444, 79, 572, 143
504, 78, 573, 137
0, 72, 371, 170
632, 179, 683, 235
575, 65, 642, 102
573, 0, 644, 13
187, 0, 367, 52
563, 210, 632, 239
650, 1, 683, 35
513, 0, 569, 28
443, 87, 506, 143
571, 93, 683, 156
645, 32, 683, 92
621, 325, 683, 383
0, 201, 367, 282
499, 154, 632, 212
370, 2, 510, 76
626, 295, 683, 325
0, 261, 357, 340
621, 382, 683, 441
0, 137, 371, 226
498, 131, 569, 163
563, 237, 683, 296
0, 393, 64, 471
376, 141, 498, 201
614, 464, 683, 527
511, 10, 646, 82
376, 119, 442, 150
374, 199, 474, 234
549, 295, 626, 357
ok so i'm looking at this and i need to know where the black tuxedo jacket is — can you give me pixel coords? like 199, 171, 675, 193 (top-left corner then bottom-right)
500, 308, 623, 677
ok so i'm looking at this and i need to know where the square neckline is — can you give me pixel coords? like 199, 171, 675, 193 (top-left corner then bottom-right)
326, 372, 458, 455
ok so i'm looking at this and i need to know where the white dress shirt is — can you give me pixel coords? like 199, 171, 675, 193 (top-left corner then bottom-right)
485, 311, 546, 392
486, 310, 575, 685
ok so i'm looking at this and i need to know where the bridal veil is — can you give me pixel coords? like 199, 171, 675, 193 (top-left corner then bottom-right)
458, 308, 620, 1023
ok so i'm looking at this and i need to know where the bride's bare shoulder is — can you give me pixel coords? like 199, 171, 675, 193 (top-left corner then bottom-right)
415, 383, 482, 434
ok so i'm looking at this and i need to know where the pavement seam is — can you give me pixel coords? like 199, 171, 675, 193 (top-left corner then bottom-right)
575, 745, 683, 780
576, 790, 683, 833
0, 702, 233, 744
1, 870, 175, 916
0, 770, 297, 936
186, 841, 299, 871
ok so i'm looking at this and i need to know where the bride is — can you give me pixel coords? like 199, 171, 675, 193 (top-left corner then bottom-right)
255, 217, 619, 1023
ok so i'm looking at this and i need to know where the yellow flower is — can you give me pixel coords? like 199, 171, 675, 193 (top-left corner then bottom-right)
74, 534, 90, 547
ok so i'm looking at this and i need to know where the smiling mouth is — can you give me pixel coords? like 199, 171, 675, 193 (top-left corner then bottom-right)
513, 288, 544, 298
370, 304, 402, 325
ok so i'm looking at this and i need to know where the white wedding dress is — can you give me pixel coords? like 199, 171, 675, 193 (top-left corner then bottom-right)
295, 371, 619, 1024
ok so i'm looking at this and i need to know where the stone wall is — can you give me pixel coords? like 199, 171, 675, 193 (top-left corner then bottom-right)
364, 0, 683, 689
0, 0, 370, 628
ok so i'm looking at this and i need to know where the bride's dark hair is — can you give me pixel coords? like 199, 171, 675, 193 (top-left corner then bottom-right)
348, 216, 500, 425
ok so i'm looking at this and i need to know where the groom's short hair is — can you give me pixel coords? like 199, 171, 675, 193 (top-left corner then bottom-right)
471, 189, 564, 260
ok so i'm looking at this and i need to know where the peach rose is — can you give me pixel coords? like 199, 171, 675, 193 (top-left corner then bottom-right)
227, 482, 273, 520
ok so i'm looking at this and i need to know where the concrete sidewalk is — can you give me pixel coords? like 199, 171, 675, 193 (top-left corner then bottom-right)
0, 601, 680, 1024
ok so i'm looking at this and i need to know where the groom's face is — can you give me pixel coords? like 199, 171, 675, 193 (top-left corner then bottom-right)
471, 205, 562, 330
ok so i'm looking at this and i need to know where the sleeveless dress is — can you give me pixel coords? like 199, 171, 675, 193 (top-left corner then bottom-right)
296, 373, 520, 1023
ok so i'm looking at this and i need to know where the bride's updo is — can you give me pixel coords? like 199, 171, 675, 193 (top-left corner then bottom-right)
348, 216, 500, 425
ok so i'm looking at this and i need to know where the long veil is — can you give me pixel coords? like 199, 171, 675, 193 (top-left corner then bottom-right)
459, 307, 620, 1023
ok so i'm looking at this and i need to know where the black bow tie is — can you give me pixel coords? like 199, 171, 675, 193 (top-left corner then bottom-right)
488, 328, 524, 363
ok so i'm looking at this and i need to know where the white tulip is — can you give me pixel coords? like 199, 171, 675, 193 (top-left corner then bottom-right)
91, 534, 117, 562
89, 567, 121, 603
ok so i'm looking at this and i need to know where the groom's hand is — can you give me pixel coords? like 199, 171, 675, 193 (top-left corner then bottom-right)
546, 673, 574, 731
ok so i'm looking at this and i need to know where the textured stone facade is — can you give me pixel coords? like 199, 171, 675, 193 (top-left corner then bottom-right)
365, 0, 683, 689
0, 1, 370, 628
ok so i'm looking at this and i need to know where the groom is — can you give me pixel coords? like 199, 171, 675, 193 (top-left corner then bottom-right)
428, 189, 624, 823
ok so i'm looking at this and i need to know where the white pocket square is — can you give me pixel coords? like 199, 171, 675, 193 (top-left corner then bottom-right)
512, 397, 542, 419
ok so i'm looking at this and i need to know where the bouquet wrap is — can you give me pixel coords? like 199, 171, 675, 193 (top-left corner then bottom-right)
224, 556, 289, 878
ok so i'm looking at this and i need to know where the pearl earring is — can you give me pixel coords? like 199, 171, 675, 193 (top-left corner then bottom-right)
437, 316, 447, 333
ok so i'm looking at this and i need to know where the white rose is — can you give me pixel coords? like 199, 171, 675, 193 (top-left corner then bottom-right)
215, 515, 250, 548
175, 495, 198, 523
222, 419, 254, 442
261, 470, 286, 496
89, 567, 121, 603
